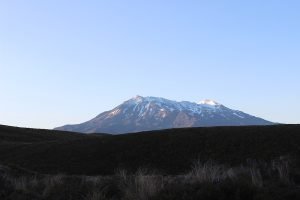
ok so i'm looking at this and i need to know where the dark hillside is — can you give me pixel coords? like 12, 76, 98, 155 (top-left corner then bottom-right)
0, 125, 299, 175
0, 125, 89, 143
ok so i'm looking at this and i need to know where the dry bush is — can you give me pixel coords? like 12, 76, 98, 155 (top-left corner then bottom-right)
186, 160, 237, 183
84, 176, 102, 185
272, 156, 292, 185
245, 159, 264, 188
117, 169, 164, 200
249, 167, 263, 188
41, 174, 66, 198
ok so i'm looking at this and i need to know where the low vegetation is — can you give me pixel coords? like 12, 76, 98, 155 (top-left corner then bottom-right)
1, 157, 299, 200
1, 125, 300, 175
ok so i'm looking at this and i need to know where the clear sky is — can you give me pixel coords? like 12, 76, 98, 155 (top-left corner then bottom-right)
0, 0, 299, 129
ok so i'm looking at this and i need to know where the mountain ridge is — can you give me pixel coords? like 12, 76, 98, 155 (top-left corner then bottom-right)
55, 96, 274, 134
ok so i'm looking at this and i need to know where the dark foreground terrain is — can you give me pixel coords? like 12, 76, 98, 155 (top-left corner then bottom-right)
1, 157, 300, 200
0, 124, 300, 199
0, 124, 300, 175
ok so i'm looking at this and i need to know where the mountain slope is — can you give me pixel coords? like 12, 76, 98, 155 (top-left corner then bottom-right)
55, 96, 274, 134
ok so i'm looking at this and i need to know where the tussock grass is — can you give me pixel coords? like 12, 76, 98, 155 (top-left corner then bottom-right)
0, 157, 299, 200
117, 169, 164, 200
272, 156, 292, 184
186, 160, 237, 183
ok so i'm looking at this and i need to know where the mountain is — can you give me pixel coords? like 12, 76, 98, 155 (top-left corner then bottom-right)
55, 96, 274, 134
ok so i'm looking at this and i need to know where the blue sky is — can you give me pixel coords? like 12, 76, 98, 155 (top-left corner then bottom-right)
0, 0, 299, 128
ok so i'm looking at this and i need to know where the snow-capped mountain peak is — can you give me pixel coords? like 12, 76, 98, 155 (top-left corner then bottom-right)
130, 95, 166, 102
55, 96, 274, 134
198, 99, 221, 106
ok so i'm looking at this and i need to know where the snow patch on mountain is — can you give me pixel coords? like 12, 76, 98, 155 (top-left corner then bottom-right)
198, 99, 220, 106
